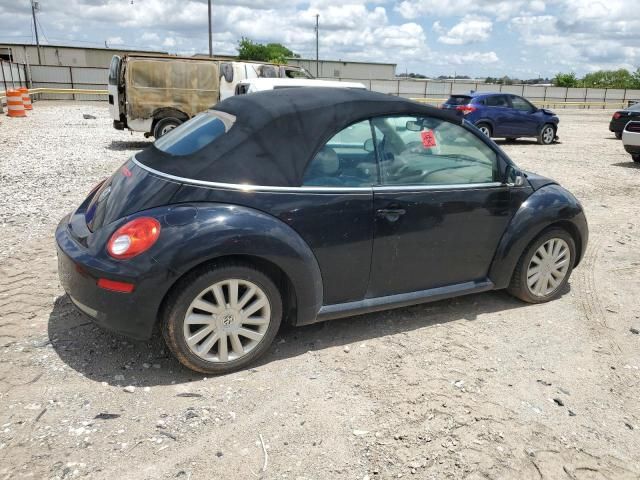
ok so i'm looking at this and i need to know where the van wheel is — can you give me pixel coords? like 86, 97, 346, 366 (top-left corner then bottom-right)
153, 117, 182, 139
507, 228, 575, 304
538, 124, 555, 145
162, 262, 283, 374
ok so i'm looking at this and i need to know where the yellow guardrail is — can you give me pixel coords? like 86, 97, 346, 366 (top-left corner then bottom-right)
0, 88, 628, 109
409, 97, 628, 109
1, 87, 108, 101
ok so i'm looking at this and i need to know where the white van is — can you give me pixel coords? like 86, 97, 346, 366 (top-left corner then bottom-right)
108, 55, 312, 138
234, 78, 367, 95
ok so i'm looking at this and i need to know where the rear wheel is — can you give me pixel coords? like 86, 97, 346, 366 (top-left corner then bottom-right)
476, 123, 492, 138
615, 131, 623, 140
507, 228, 575, 303
538, 124, 555, 145
162, 263, 282, 374
632, 154, 640, 163
153, 117, 183, 139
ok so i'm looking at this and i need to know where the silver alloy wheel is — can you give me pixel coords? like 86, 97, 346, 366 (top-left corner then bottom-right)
526, 238, 570, 297
542, 126, 554, 144
183, 279, 271, 363
478, 125, 491, 137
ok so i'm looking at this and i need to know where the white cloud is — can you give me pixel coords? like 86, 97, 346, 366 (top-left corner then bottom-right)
448, 51, 500, 65
438, 15, 492, 45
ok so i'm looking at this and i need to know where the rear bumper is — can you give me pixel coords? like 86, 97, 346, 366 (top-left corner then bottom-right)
55, 215, 171, 340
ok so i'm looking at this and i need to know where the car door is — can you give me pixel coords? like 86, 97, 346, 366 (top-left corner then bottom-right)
283, 119, 378, 305
508, 95, 539, 136
483, 95, 514, 136
368, 115, 513, 298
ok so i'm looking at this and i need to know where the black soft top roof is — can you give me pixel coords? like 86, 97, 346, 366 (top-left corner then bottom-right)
136, 87, 461, 187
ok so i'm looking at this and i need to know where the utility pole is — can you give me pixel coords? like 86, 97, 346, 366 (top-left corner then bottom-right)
315, 14, 319, 77
31, 0, 42, 65
208, 0, 213, 57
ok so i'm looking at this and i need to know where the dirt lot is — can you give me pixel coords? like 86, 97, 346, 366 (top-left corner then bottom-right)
0, 102, 639, 480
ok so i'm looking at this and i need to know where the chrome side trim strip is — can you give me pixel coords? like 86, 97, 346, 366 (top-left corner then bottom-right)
133, 157, 506, 194
132, 157, 372, 193
373, 182, 504, 192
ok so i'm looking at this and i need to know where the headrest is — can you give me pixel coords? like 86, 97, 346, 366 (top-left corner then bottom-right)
310, 146, 339, 175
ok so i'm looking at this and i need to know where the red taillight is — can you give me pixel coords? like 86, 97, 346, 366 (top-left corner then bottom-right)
107, 217, 161, 259
97, 278, 135, 293
456, 105, 476, 115
613, 112, 622, 120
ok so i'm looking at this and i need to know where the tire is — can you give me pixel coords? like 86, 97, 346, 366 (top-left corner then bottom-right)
476, 123, 492, 138
153, 117, 183, 139
632, 154, 640, 163
507, 228, 576, 304
615, 131, 623, 140
538, 124, 556, 145
505, 137, 517, 142
162, 262, 283, 374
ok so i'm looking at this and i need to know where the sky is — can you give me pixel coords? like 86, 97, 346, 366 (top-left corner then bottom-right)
0, 0, 637, 79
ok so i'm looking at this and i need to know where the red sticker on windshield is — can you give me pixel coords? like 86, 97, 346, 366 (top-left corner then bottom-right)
421, 130, 436, 148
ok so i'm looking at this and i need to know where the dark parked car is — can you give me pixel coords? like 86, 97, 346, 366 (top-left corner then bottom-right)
441, 92, 559, 144
609, 103, 640, 139
56, 88, 588, 374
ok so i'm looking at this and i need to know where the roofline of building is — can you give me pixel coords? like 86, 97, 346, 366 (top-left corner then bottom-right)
0, 41, 167, 55
289, 57, 397, 67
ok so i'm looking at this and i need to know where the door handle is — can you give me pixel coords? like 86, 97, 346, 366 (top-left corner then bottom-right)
376, 208, 406, 221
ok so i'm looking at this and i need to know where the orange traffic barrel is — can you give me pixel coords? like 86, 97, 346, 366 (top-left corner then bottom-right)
19, 87, 32, 110
6, 89, 26, 117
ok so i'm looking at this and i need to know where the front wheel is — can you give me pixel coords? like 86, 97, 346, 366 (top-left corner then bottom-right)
162, 263, 283, 374
507, 228, 575, 304
538, 124, 556, 145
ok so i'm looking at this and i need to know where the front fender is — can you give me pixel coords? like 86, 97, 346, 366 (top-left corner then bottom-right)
489, 185, 588, 289
151, 203, 324, 326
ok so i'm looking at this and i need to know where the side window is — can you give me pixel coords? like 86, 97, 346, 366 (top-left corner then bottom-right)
373, 115, 498, 186
485, 95, 508, 107
302, 120, 378, 187
510, 96, 535, 112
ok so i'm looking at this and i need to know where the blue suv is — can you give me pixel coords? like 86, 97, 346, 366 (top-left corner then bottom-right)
441, 92, 559, 145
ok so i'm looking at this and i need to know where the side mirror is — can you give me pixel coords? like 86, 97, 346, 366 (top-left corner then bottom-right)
364, 138, 375, 152
506, 166, 525, 187
406, 120, 422, 132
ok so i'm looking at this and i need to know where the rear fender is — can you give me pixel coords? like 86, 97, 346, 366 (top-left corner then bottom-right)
150, 203, 323, 325
489, 185, 588, 289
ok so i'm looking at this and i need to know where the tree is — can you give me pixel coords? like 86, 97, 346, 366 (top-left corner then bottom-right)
554, 72, 578, 87
237, 38, 298, 64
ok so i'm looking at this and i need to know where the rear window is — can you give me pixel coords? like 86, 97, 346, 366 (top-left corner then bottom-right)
445, 95, 471, 106
154, 111, 235, 156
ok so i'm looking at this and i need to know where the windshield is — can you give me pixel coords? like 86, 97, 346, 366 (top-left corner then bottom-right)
445, 95, 471, 106
154, 111, 235, 156
108, 56, 121, 86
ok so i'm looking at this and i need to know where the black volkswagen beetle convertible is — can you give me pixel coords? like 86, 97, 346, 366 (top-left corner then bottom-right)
56, 88, 588, 374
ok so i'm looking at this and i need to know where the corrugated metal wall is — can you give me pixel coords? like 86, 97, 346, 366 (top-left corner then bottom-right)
30, 65, 107, 100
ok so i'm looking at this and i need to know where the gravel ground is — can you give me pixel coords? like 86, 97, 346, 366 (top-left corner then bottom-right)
0, 102, 639, 479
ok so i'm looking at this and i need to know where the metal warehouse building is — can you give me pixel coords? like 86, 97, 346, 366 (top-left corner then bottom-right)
1, 42, 396, 80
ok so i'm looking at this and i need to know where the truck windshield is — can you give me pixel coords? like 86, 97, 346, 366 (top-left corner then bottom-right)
154, 111, 235, 156
108, 56, 121, 86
